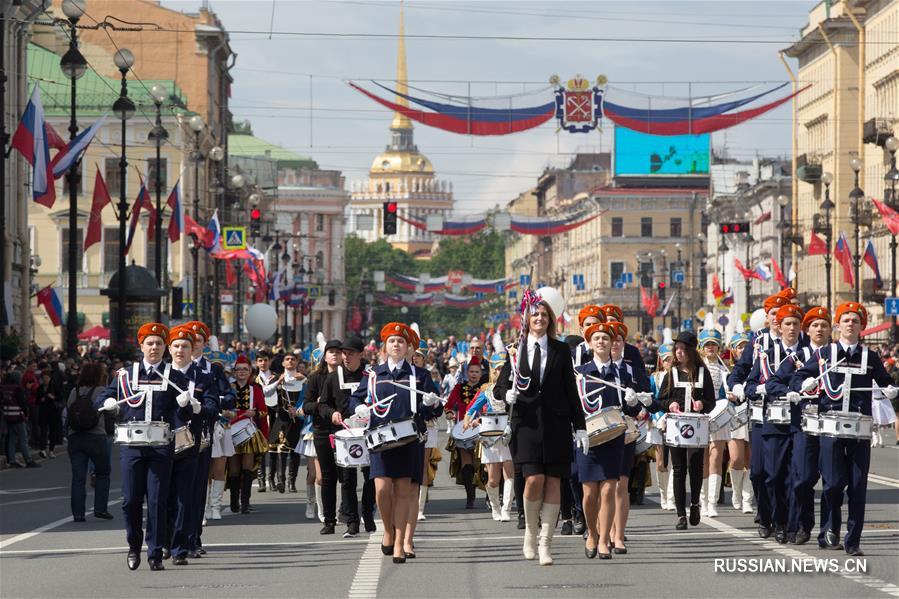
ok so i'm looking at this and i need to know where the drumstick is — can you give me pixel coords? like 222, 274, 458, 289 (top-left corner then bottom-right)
100, 391, 146, 410
809, 357, 847, 383
154, 369, 187, 395
583, 374, 629, 392
381, 380, 430, 398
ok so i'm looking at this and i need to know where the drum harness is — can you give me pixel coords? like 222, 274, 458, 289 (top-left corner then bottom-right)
671, 367, 704, 414
821, 344, 869, 414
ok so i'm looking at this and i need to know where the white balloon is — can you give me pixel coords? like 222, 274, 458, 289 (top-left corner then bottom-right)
662, 327, 673, 344
749, 308, 767, 333
246, 303, 278, 340
535, 286, 565, 319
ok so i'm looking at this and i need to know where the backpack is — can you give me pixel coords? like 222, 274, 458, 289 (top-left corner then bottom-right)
67, 387, 100, 432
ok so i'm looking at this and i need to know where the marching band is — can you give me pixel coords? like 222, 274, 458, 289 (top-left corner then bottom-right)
100, 283, 892, 570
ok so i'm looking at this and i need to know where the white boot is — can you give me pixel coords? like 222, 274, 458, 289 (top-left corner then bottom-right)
418, 484, 428, 521
500, 479, 514, 522
871, 426, 882, 448
486, 485, 502, 521
204, 480, 213, 520
306, 483, 316, 520
741, 469, 754, 514
729, 469, 744, 511
210, 479, 225, 520
666, 469, 676, 510
707, 474, 720, 517
537, 502, 560, 566
315, 483, 325, 523
658, 470, 670, 510
699, 478, 709, 517
522, 499, 541, 560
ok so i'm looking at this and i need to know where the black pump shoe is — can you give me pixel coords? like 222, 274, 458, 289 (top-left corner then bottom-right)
127, 552, 141, 571
381, 544, 393, 556
392, 556, 406, 564
585, 545, 598, 559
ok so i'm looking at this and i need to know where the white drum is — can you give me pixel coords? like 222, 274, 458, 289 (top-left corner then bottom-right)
749, 400, 765, 424
819, 411, 873, 439
766, 400, 792, 425
801, 404, 821, 436
452, 421, 480, 450
665, 413, 710, 448
585, 407, 626, 447
334, 428, 370, 468
173, 425, 195, 454
709, 400, 733, 432
365, 418, 419, 452
114, 421, 171, 446
624, 416, 640, 445
634, 421, 651, 454
478, 413, 508, 437
648, 414, 665, 445
730, 402, 750, 430
231, 418, 258, 448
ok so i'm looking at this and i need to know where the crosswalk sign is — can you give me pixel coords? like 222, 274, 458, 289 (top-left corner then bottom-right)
222, 226, 246, 250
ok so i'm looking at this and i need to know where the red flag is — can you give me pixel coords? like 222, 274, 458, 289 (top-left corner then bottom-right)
183, 212, 213, 247
753, 211, 772, 225
834, 233, 855, 287
808, 231, 829, 256
872, 198, 899, 236
770, 257, 788, 289
166, 181, 183, 242
734, 257, 763, 281
225, 258, 236, 287
83, 168, 111, 251
650, 291, 661, 316
711, 274, 724, 301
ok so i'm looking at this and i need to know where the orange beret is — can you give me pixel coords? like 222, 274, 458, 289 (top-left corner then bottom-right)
763, 294, 788, 313
137, 322, 169, 344
778, 287, 797, 303
835, 302, 868, 329
600, 304, 623, 322
584, 322, 615, 341
167, 326, 195, 346
380, 322, 416, 343
609, 321, 628, 340
578, 305, 604, 326
184, 321, 210, 340
775, 304, 803, 324
802, 306, 831, 331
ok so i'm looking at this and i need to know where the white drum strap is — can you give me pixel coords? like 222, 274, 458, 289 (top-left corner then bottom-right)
831, 344, 868, 413
338, 366, 359, 393
409, 365, 418, 414
672, 367, 702, 413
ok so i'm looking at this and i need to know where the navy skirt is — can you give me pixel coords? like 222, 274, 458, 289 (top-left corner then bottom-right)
411, 440, 425, 485
619, 440, 636, 478
576, 434, 625, 482
369, 440, 420, 480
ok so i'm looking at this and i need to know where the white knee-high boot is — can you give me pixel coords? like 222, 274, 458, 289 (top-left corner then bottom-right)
741, 469, 754, 513
315, 483, 324, 523
666, 468, 675, 510
523, 499, 542, 560
699, 478, 709, 516
729, 469, 744, 511
500, 479, 514, 522
210, 479, 225, 520
486, 485, 502, 521
537, 502, 560, 566
707, 474, 720, 517
306, 483, 316, 520
418, 484, 429, 521
658, 470, 670, 510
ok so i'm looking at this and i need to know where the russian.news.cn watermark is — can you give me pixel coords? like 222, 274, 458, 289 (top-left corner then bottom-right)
715, 558, 868, 574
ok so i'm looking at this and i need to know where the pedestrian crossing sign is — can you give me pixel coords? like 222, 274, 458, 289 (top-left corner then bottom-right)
222, 226, 246, 250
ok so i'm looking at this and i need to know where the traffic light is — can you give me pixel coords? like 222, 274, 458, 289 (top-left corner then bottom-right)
250, 208, 262, 237
719, 222, 750, 234
383, 201, 398, 235
657, 281, 667, 301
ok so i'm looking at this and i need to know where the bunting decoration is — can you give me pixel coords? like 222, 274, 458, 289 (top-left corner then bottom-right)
387, 273, 513, 294
397, 213, 487, 236
510, 211, 603, 235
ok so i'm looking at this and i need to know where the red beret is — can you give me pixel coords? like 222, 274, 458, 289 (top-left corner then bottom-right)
778, 287, 797, 303
763, 294, 788, 313
584, 322, 615, 342
235, 355, 250, 366
835, 302, 868, 329
775, 304, 803, 324
167, 326, 195, 346
578, 305, 604, 326
184, 321, 210, 340
137, 323, 168, 345
600, 304, 623, 322
609, 321, 628, 341
380, 322, 416, 343
801, 306, 831, 331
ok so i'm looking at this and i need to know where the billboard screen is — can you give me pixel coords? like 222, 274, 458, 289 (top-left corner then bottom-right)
614, 128, 710, 176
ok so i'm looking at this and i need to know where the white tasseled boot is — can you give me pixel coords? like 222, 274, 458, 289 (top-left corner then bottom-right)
666, 468, 676, 510
486, 485, 502, 521
537, 502, 560, 566
305, 483, 316, 520
699, 478, 709, 517
500, 479, 514, 522
707, 474, 720, 517
418, 484, 429, 521
315, 483, 325, 523
741, 469, 754, 513
658, 470, 670, 510
522, 499, 542, 560
729, 469, 744, 511
210, 479, 225, 520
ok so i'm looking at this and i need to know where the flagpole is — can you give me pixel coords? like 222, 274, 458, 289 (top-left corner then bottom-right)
0, 20, 7, 334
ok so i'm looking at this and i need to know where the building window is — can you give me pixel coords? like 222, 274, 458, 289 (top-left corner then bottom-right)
103, 227, 119, 273
147, 237, 169, 277
610, 261, 625, 286
147, 158, 168, 194
639, 261, 654, 288
315, 250, 324, 270
60, 227, 84, 273
316, 214, 325, 232
670, 217, 682, 238
611, 217, 623, 237
641, 217, 653, 238
104, 157, 122, 197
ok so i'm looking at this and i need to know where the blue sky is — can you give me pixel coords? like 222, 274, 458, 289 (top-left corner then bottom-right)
160, 1, 814, 212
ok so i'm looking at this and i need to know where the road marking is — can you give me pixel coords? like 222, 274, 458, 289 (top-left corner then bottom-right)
0, 486, 65, 495
347, 520, 384, 599
0, 513, 93, 551
868, 473, 899, 489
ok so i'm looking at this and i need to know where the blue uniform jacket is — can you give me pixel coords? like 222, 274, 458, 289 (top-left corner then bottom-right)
97, 362, 193, 429
764, 344, 817, 433
348, 360, 441, 430
570, 342, 649, 393
169, 362, 221, 454
195, 356, 236, 410
574, 359, 643, 417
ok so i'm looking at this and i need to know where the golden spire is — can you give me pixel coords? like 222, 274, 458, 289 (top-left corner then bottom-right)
391, 1, 413, 130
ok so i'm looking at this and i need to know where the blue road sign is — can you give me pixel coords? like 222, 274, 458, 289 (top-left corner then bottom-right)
673, 270, 685, 284
886, 297, 899, 316
614, 281, 625, 289
624, 272, 634, 284
682, 318, 693, 329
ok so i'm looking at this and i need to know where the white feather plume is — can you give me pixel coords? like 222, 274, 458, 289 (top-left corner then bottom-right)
316, 332, 326, 350
662, 327, 673, 344
492, 332, 504, 353
207, 335, 220, 352
410, 322, 421, 340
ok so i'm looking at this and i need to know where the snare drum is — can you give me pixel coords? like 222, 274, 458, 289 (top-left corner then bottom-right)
173, 425, 195, 454
114, 421, 171, 446
648, 414, 665, 445
709, 400, 733, 432
334, 428, 370, 467
634, 421, 651, 454
452, 421, 480, 450
230, 418, 258, 448
365, 418, 419, 452
478, 413, 508, 438
585, 407, 626, 447
749, 400, 765, 424
624, 416, 640, 444
199, 430, 211, 452
766, 399, 792, 425
801, 404, 821, 436
665, 413, 710, 448
819, 411, 873, 439
730, 401, 750, 430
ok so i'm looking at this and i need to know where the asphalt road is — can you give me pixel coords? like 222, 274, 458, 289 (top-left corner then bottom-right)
1, 435, 897, 599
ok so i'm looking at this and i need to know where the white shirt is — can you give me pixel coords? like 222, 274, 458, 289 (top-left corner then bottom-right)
172, 362, 191, 374
838, 341, 858, 356
143, 359, 162, 374
526, 334, 548, 380
783, 342, 799, 354
387, 358, 407, 373
592, 356, 612, 372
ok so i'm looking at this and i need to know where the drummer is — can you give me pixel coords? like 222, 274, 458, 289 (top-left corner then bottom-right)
464, 353, 514, 522
657, 331, 716, 531
726, 332, 753, 514
572, 305, 604, 367
96, 323, 194, 571
766, 306, 831, 545
698, 329, 729, 519
729, 292, 790, 386
789, 302, 897, 555
278, 353, 306, 495
445, 356, 485, 509
348, 322, 442, 564
575, 322, 651, 559
600, 305, 650, 392
649, 343, 675, 511
228, 356, 269, 515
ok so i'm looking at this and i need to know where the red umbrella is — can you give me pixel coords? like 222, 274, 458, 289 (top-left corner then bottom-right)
78, 325, 110, 340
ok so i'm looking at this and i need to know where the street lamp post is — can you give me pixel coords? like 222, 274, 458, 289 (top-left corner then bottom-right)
230, 174, 245, 336
884, 136, 899, 343
111, 49, 135, 348
849, 157, 865, 302
675, 242, 682, 330
188, 115, 204, 321
821, 172, 835, 310
744, 233, 754, 314
148, 84, 168, 321
776, 194, 790, 276
208, 145, 224, 332
60, 0, 87, 357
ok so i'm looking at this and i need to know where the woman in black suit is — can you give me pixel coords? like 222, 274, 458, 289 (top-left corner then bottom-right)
494, 296, 587, 566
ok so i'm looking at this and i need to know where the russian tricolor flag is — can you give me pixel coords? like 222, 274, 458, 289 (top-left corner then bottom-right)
36, 285, 64, 327
205, 209, 221, 251
166, 181, 183, 242
10, 87, 54, 207
50, 116, 106, 179
863, 239, 883, 289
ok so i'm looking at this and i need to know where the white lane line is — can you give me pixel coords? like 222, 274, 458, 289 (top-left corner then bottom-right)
0, 513, 93, 551
347, 520, 384, 599
868, 474, 899, 489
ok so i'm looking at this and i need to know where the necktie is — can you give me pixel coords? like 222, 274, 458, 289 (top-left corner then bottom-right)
147, 365, 155, 377
531, 342, 541, 385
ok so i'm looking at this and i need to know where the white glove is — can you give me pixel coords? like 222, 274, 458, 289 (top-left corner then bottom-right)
191, 398, 202, 414
574, 429, 590, 456
624, 387, 638, 407
103, 397, 117, 412
505, 388, 518, 406
786, 391, 802, 404
422, 392, 440, 407
177, 391, 192, 408
801, 377, 818, 393
731, 384, 744, 400
638, 392, 654, 407
354, 404, 371, 420
756, 385, 767, 398
883, 385, 899, 400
